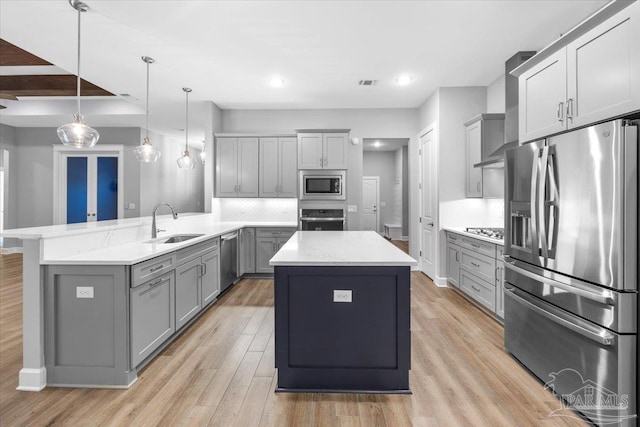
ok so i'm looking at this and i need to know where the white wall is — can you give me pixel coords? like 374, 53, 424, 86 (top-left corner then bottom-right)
220, 108, 418, 231
139, 129, 204, 215
0, 124, 19, 248
204, 101, 223, 213
363, 151, 395, 233
486, 74, 505, 113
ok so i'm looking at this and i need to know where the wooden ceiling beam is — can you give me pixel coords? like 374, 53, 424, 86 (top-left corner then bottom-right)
0, 75, 113, 97
0, 39, 51, 66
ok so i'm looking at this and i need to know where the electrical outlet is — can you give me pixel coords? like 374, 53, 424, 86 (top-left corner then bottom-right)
347, 205, 357, 213
333, 290, 352, 303
76, 286, 94, 299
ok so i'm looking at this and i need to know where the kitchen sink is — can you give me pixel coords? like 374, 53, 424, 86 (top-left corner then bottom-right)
146, 234, 204, 244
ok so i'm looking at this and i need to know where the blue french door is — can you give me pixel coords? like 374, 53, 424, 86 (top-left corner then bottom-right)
66, 155, 118, 224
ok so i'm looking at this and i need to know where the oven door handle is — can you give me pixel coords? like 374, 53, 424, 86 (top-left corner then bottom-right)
300, 217, 345, 221
505, 260, 615, 306
504, 286, 616, 346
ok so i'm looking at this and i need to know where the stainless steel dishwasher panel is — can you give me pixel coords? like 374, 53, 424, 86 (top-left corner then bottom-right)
220, 232, 238, 293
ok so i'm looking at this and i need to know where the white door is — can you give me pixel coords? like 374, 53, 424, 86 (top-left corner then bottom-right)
362, 177, 379, 232
420, 129, 436, 279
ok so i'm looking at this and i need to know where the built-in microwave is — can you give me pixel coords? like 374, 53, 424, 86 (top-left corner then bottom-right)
299, 170, 346, 200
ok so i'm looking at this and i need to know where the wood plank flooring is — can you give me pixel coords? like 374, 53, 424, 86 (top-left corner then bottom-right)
0, 252, 587, 426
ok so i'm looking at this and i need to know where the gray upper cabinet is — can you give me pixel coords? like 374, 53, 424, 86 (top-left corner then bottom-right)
518, 2, 640, 143
215, 137, 259, 197
465, 118, 483, 197
297, 132, 348, 169
259, 137, 298, 198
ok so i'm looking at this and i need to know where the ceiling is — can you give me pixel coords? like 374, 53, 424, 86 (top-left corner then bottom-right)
0, 0, 609, 146
363, 138, 408, 152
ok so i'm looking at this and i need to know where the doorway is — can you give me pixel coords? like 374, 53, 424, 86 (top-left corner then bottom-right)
362, 177, 379, 232
419, 126, 436, 280
53, 145, 124, 225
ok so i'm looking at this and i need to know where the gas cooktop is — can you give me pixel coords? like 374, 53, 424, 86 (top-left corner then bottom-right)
465, 227, 504, 240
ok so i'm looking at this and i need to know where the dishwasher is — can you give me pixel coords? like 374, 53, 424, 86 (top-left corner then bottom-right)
220, 231, 239, 294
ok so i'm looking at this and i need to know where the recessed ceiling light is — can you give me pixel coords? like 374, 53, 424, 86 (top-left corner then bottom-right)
373, 141, 382, 147
269, 77, 285, 87
395, 75, 413, 86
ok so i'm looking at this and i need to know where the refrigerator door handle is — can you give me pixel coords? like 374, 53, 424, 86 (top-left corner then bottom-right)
504, 286, 615, 346
546, 148, 559, 259
505, 260, 616, 305
538, 146, 549, 262
530, 149, 540, 257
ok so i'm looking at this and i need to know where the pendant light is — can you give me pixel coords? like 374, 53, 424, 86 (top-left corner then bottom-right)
177, 88, 196, 169
200, 141, 206, 164
57, 0, 99, 149
133, 56, 161, 162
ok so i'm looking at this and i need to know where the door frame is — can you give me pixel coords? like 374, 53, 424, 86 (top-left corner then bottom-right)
362, 176, 380, 233
418, 122, 444, 285
53, 145, 124, 225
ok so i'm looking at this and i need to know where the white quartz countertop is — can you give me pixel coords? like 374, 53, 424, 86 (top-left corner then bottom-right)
2, 214, 298, 265
270, 231, 417, 267
443, 227, 504, 246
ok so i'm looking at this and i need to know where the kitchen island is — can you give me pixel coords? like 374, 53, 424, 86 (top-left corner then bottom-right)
2, 214, 297, 391
270, 231, 417, 393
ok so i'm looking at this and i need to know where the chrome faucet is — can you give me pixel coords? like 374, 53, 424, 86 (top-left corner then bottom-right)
151, 202, 178, 238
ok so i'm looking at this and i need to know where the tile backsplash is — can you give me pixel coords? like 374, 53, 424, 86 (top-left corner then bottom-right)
440, 198, 505, 228
212, 198, 298, 222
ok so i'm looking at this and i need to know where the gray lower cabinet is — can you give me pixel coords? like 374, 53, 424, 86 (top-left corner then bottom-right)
255, 228, 296, 273
239, 227, 256, 275
175, 258, 202, 330
446, 231, 504, 319
130, 271, 175, 367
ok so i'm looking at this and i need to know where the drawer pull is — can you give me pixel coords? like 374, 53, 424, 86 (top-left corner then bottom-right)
140, 277, 169, 295
471, 262, 481, 268
149, 265, 165, 272
471, 285, 481, 292
471, 243, 481, 248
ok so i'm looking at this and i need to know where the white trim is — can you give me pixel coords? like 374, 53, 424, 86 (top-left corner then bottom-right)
17, 367, 47, 392
2, 247, 23, 254
417, 122, 439, 280
53, 145, 125, 225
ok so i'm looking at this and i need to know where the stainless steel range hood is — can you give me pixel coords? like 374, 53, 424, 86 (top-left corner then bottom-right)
474, 51, 536, 168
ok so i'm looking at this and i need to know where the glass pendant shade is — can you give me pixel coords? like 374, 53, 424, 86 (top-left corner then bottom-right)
135, 56, 161, 162
133, 137, 161, 162
58, 0, 99, 148
177, 87, 195, 169
177, 149, 196, 169
57, 114, 99, 149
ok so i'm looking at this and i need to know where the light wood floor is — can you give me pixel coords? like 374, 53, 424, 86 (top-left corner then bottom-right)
0, 253, 587, 426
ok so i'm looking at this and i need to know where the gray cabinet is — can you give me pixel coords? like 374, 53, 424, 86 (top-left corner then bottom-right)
297, 132, 348, 169
464, 114, 504, 197
255, 228, 296, 273
518, 2, 640, 143
259, 137, 298, 198
447, 245, 461, 288
175, 238, 220, 329
130, 271, 175, 367
215, 137, 259, 197
446, 231, 503, 316
239, 227, 256, 275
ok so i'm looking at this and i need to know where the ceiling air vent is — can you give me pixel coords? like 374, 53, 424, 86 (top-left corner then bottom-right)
358, 80, 377, 86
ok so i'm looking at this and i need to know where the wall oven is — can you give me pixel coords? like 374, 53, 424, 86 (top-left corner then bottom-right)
299, 170, 345, 200
299, 209, 345, 231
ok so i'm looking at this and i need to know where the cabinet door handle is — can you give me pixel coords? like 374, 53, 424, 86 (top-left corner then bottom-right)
557, 101, 564, 122
201, 263, 207, 276
455, 252, 459, 262
566, 98, 573, 121
495, 266, 500, 282
149, 265, 165, 272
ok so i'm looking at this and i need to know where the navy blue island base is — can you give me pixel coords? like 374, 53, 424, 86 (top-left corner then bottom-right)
274, 265, 411, 394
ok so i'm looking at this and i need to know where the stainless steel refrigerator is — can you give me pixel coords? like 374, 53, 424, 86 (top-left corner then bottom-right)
504, 119, 638, 426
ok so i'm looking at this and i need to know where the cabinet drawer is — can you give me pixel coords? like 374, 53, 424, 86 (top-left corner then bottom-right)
446, 232, 462, 245
459, 236, 495, 258
176, 237, 220, 265
460, 270, 496, 312
460, 249, 495, 284
132, 253, 176, 287
256, 228, 296, 239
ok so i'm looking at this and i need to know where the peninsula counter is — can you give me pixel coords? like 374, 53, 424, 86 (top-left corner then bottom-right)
270, 231, 417, 393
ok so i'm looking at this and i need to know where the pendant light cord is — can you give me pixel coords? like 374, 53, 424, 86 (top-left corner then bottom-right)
145, 60, 150, 139
185, 90, 189, 152
76, 6, 82, 115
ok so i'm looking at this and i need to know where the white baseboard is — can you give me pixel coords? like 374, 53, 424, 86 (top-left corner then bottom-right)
2, 247, 23, 255
17, 368, 47, 392
401, 236, 408, 241
432, 275, 448, 287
